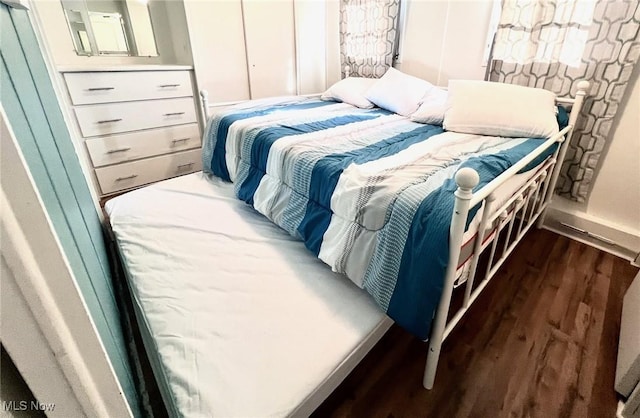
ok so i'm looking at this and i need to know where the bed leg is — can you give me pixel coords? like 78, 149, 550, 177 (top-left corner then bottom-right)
536, 211, 547, 229
424, 340, 441, 389
423, 167, 479, 389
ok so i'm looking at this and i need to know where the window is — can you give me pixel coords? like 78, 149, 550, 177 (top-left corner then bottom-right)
340, 0, 402, 77
487, 0, 597, 68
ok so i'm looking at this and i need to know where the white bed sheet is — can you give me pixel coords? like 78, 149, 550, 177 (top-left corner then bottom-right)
106, 173, 390, 418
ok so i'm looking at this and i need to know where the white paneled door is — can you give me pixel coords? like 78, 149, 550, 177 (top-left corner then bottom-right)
242, 0, 297, 99
295, 0, 327, 95
184, 0, 337, 104
184, 0, 251, 103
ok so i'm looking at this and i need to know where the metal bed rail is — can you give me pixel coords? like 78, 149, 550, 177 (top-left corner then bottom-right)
423, 80, 591, 389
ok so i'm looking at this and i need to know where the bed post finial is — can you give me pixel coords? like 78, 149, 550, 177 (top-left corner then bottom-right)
199, 90, 210, 127
567, 80, 590, 132
344, 65, 351, 79
455, 167, 480, 194
576, 80, 590, 95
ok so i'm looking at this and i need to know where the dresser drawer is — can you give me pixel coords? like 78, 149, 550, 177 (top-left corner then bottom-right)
86, 124, 201, 167
95, 149, 202, 194
64, 71, 193, 105
75, 97, 197, 137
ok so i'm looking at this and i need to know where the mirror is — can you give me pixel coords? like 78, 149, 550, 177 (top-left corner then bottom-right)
61, 0, 158, 57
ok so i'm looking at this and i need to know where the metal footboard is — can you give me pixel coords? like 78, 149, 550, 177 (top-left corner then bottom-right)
423, 80, 591, 389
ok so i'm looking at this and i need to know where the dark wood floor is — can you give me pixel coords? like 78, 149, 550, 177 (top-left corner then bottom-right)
312, 229, 638, 418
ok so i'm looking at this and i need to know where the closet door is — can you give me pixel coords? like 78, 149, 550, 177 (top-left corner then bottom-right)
295, 0, 327, 95
242, 0, 296, 99
184, 0, 250, 103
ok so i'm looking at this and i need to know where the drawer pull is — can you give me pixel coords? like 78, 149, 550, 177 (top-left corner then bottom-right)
159, 84, 180, 88
177, 162, 195, 170
87, 87, 115, 91
164, 112, 185, 117
171, 138, 191, 146
106, 147, 131, 154
97, 118, 123, 124
116, 174, 138, 181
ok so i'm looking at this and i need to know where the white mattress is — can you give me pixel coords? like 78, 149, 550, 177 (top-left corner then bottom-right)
105, 173, 391, 417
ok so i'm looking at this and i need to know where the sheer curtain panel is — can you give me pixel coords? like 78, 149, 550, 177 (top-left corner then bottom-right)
490, 0, 640, 202
340, 0, 401, 78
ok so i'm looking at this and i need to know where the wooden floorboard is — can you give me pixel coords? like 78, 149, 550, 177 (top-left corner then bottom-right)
312, 229, 638, 418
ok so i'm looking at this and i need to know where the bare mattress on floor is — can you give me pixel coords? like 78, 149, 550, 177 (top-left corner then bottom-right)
105, 172, 391, 417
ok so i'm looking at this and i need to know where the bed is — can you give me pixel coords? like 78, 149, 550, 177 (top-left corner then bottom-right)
106, 173, 393, 416
105, 77, 590, 417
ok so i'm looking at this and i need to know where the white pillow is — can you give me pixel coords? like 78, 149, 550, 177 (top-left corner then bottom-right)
410, 87, 449, 125
443, 80, 559, 138
321, 77, 377, 109
364, 67, 433, 116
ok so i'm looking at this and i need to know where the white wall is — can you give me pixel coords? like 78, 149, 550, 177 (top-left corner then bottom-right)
546, 64, 640, 261
396, 0, 494, 85
588, 68, 640, 230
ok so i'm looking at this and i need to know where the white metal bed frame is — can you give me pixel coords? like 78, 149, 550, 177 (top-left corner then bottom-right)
198, 80, 590, 391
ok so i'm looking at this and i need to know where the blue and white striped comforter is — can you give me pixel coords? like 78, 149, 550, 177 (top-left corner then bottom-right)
202, 97, 553, 339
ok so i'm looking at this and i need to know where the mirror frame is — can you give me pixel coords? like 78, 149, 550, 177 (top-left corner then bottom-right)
60, 0, 159, 58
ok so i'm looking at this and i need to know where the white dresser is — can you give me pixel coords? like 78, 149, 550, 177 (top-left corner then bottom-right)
61, 67, 202, 197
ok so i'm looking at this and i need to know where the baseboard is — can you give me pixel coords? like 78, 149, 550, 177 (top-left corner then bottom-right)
543, 205, 640, 264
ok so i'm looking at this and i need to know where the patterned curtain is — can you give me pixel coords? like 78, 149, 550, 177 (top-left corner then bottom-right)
490, 0, 640, 202
340, 0, 401, 78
